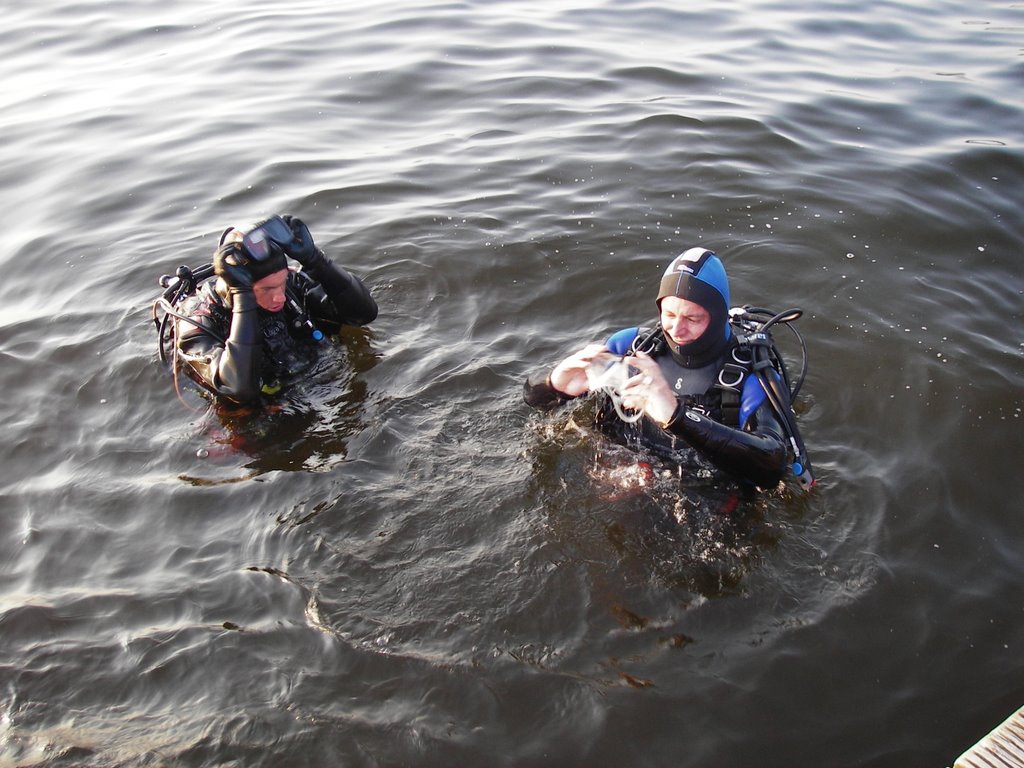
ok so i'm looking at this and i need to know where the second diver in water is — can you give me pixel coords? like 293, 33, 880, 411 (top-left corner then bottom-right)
524, 247, 814, 492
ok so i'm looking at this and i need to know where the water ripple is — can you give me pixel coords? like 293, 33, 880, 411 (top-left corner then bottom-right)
2, 0, 1023, 765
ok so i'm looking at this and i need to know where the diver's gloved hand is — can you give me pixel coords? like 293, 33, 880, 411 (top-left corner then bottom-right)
213, 242, 255, 297
281, 215, 323, 268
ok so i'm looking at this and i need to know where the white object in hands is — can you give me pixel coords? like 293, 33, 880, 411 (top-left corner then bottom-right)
585, 356, 644, 423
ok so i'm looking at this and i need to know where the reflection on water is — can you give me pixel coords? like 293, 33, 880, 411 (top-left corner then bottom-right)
166, 328, 381, 483
525, 403, 784, 601
1, 0, 1023, 765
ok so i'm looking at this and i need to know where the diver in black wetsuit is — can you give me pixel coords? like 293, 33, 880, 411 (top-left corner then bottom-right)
524, 247, 814, 491
153, 215, 377, 406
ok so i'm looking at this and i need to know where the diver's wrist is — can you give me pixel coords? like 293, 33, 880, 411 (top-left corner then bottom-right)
660, 398, 685, 430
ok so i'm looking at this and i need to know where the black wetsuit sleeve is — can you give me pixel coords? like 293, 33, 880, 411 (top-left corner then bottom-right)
178, 291, 263, 404
664, 399, 789, 488
301, 252, 377, 327
523, 371, 575, 410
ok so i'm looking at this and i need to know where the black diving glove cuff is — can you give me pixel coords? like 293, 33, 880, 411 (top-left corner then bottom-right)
230, 288, 257, 313
298, 247, 327, 273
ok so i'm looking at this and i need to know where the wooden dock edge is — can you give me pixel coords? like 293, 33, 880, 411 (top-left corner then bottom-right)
955, 706, 1024, 768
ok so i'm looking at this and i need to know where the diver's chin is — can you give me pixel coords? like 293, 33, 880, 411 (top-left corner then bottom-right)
667, 334, 695, 347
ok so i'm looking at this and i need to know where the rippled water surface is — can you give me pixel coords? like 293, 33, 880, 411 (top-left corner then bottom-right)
2, 1, 1022, 766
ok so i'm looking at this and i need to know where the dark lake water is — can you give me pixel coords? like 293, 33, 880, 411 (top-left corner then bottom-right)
1, 1, 1022, 766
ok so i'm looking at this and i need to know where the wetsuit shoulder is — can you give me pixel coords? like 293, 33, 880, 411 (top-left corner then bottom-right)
299, 256, 377, 327
177, 281, 229, 351
605, 327, 641, 355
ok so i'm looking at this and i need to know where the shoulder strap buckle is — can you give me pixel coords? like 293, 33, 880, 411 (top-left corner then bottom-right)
717, 362, 747, 391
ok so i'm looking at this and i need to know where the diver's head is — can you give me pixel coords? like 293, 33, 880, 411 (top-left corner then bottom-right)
656, 247, 731, 367
214, 223, 289, 312
216, 222, 288, 283
250, 268, 288, 313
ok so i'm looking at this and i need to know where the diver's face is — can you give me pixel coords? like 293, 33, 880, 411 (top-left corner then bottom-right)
660, 296, 711, 345
253, 269, 289, 312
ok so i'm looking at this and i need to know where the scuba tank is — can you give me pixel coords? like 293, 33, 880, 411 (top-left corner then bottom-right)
728, 306, 815, 490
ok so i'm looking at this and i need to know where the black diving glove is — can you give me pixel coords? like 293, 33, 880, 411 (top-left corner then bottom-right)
213, 242, 256, 293
281, 215, 324, 269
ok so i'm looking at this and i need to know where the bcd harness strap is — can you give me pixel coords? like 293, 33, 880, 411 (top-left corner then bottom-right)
629, 325, 753, 429
632, 319, 814, 489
